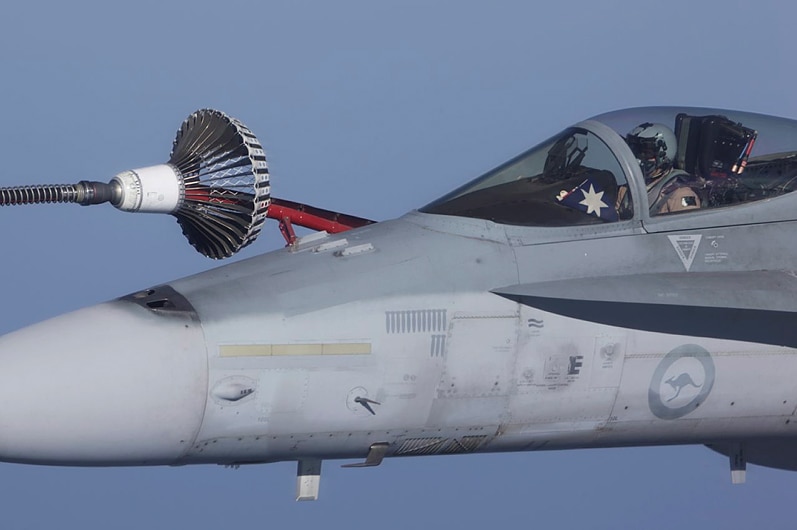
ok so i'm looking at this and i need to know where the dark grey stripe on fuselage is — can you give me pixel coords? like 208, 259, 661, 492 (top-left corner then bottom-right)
496, 293, 797, 348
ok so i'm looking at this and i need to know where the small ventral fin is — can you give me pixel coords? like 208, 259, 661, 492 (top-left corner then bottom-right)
342, 442, 390, 468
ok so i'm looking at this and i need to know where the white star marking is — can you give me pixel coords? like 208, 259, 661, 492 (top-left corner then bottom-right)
579, 184, 608, 217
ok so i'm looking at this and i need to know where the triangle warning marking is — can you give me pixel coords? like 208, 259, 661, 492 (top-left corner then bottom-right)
668, 235, 702, 271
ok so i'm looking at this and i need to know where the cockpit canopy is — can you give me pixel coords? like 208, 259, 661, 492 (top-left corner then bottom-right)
421, 107, 797, 226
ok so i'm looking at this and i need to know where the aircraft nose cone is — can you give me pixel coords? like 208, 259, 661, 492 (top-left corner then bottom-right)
0, 295, 208, 465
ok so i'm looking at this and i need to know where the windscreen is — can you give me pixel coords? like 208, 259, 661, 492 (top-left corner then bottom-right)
421, 127, 631, 226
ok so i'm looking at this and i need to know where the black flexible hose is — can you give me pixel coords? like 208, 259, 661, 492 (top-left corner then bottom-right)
0, 184, 80, 205
0, 181, 118, 206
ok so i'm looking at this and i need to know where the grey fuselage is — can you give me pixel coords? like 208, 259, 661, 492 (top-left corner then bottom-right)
2, 204, 797, 472
3, 106, 797, 479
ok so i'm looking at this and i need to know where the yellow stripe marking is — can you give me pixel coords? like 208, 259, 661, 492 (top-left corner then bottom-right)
219, 343, 372, 358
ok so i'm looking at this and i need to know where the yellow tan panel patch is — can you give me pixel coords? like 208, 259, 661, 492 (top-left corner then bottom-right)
272, 344, 323, 356
219, 344, 273, 357
219, 343, 371, 357
322, 342, 371, 355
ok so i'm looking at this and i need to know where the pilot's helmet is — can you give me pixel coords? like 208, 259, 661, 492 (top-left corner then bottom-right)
626, 123, 677, 181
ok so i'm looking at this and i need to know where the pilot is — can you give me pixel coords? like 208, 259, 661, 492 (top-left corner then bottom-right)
626, 123, 701, 214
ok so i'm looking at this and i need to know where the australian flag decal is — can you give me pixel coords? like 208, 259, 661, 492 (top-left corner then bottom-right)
556, 177, 618, 221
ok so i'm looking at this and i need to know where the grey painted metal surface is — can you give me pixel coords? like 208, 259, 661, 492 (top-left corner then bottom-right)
3, 106, 797, 497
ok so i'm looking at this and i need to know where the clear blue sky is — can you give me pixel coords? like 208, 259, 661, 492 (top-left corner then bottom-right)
0, 1, 794, 528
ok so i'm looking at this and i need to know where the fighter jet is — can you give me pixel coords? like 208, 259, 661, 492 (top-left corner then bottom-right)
1, 106, 796, 500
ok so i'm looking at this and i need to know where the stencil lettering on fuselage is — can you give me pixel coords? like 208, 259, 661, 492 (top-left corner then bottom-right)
527, 318, 544, 337
589, 337, 625, 388
668, 235, 702, 271
542, 345, 584, 388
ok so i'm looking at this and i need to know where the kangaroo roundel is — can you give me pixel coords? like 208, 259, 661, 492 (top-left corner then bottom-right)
649, 345, 715, 420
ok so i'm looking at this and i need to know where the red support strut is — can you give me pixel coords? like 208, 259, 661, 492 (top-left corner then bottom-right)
278, 216, 298, 246
267, 197, 374, 246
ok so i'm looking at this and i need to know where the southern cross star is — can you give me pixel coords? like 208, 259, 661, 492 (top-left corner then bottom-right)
579, 184, 608, 217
